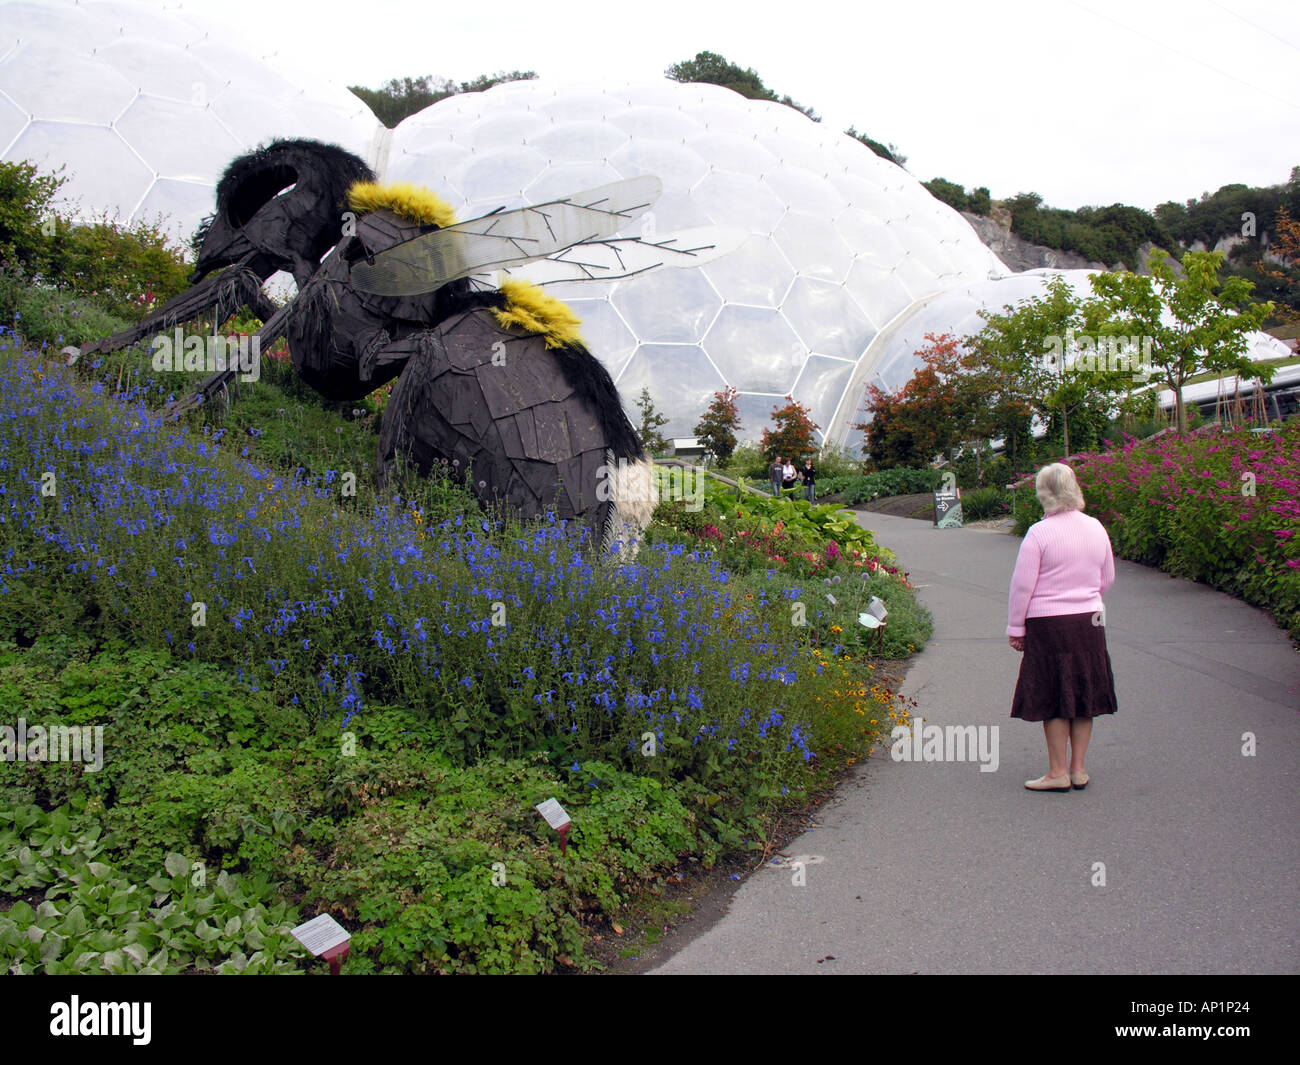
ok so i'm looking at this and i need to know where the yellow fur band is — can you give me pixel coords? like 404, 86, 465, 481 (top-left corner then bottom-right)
345, 181, 458, 229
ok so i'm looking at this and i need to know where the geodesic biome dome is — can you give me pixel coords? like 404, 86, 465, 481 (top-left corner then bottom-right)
0, 0, 378, 248
381, 78, 1012, 448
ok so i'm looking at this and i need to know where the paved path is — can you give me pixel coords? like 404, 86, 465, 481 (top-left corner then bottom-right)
653, 511, 1300, 974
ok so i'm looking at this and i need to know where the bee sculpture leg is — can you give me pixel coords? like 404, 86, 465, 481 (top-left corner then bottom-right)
375, 308, 654, 555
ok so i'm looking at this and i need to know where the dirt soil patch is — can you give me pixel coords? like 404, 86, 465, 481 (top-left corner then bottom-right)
860, 492, 937, 521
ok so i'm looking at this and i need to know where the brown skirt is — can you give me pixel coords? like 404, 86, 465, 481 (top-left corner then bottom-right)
1011, 611, 1118, 722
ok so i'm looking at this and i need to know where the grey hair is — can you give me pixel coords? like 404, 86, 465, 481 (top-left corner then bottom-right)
1035, 462, 1086, 514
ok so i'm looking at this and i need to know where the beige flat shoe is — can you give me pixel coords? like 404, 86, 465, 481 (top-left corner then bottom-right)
1024, 774, 1071, 792
1070, 771, 1090, 790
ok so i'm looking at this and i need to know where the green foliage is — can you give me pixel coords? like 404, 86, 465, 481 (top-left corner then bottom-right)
693, 385, 741, 465
761, 397, 819, 464
649, 490, 932, 659
1012, 479, 1044, 536
1155, 177, 1300, 251
1088, 250, 1275, 433
844, 126, 906, 167
310, 757, 716, 974
0, 267, 130, 346
349, 71, 538, 129
0, 304, 924, 973
1006, 192, 1178, 267
967, 275, 1138, 459
959, 486, 1011, 521
0, 159, 191, 336
0, 160, 62, 272
858, 333, 987, 470
809, 443, 863, 480
721, 440, 775, 480
922, 178, 991, 217
924, 177, 970, 213
44, 215, 192, 322
948, 442, 1006, 489
0, 803, 307, 974
636, 386, 671, 455
818, 467, 943, 503
666, 51, 819, 121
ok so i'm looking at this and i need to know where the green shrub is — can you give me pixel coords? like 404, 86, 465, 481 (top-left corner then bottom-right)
819, 467, 943, 504
961, 486, 1011, 521
0, 802, 307, 974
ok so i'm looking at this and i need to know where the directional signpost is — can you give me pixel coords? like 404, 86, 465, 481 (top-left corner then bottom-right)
934, 484, 962, 528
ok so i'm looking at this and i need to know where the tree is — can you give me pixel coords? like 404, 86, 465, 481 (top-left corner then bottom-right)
1260, 204, 1300, 324
923, 178, 968, 213
635, 387, 671, 456
761, 396, 819, 464
693, 385, 742, 465
0, 159, 63, 273
666, 51, 819, 122
967, 277, 1135, 458
855, 333, 986, 470
1088, 250, 1276, 433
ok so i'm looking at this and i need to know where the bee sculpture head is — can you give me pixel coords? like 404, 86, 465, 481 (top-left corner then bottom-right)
191, 139, 375, 286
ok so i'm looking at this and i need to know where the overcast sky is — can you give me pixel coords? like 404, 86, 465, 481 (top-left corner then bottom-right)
178, 0, 1299, 212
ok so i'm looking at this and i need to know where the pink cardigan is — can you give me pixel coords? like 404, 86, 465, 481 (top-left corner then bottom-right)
1006, 509, 1115, 637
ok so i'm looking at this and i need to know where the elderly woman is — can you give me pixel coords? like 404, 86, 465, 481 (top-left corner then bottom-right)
1007, 462, 1117, 792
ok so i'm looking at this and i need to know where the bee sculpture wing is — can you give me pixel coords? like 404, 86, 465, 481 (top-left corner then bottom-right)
350, 176, 661, 296
503, 225, 749, 285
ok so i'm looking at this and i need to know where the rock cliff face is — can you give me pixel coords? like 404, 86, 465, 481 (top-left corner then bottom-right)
960, 212, 1179, 276
960, 210, 1102, 273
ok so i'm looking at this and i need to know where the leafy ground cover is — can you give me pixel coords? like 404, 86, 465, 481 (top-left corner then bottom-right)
0, 328, 927, 973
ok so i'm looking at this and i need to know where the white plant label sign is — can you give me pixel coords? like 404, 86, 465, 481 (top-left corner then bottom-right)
535, 798, 571, 831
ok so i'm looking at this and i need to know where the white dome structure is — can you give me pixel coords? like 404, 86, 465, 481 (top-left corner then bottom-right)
382, 78, 1011, 447
10, 5, 1283, 450
0, 0, 378, 247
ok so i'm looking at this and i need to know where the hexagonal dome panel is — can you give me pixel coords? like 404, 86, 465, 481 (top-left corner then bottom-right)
0, 45, 136, 124
845, 259, 914, 329
781, 278, 877, 360
792, 355, 857, 439
704, 305, 803, 393
8, 123, 152, 217
702, 237, 793, 307
608, 141, 708, 189
773, 211, 854, 283
115, 96, 242, 179
616, 344, 726, 439
693, 170, 787, 232
458, 147, 549, 202
565, 298, 638, 379
612, 268, 721, 344
0, 0, 380, 245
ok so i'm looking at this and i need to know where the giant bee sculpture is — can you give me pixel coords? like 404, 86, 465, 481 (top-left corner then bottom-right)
79, 139, 741, 552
